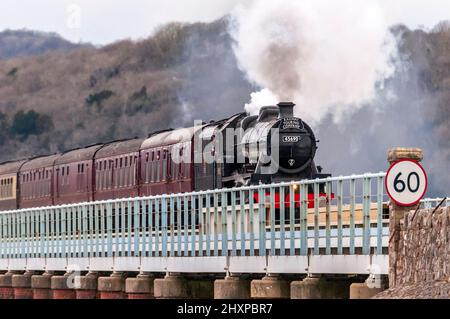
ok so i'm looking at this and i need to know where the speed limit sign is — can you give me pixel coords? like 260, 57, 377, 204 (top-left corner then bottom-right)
385, 160, 428, 206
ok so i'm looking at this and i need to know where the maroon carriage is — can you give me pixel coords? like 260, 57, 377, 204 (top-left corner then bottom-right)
19, 154, 61, 209
139, 127, 197, 196
53, 144, 103, 205
93, 138, 144, 201
0, 159, 27, 211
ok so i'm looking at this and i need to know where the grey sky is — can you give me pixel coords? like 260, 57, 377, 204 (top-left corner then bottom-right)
1, 0, 449, 44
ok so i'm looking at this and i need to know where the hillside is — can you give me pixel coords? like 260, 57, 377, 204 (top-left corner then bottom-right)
0, 19, 253, 161
0, 29, 88, 60
0, 18, 448, 194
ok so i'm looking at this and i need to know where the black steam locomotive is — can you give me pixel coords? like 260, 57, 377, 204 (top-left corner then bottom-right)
195, 102, 330, 190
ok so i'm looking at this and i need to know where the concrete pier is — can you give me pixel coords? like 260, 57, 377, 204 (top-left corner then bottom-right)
291, 277, 351, 299
98, 272, 126, 299
126, 273, 154, 299
188, 278, 214, 299
31, 272, 53, 299
250, 275, 290, 299
0, 271, 16, 299
154, 274, 189, 299
214, 276, 250, 299
350, 276, 388, 299
154, 274, 214, 299
74, 272, 98, 299
12, 271, 35, 299
51, 273, 76, 299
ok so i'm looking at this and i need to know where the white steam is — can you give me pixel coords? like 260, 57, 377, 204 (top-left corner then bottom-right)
231, 0, 398, 123
245, 88, 279, 115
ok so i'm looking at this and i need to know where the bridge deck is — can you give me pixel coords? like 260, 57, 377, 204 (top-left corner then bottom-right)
0, 173, 446, 276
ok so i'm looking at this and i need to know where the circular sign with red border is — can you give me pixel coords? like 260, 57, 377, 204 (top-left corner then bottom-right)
385, 159, 428, 206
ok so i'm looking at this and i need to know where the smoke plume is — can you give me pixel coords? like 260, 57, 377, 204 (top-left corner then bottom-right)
230, 0, 398, 124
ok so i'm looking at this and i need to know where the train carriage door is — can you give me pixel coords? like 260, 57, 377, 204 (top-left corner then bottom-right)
167, 149, 172, 182
55, 166, 60, 200
84, 162, 91, 200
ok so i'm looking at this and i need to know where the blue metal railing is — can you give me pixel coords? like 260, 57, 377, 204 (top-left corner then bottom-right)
421, 197, 450, 209
0, 172, 390, 261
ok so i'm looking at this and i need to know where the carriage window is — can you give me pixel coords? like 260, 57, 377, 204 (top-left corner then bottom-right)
115, 158, 118, 168
120, 158, 123, 167
125, 157, 128, 167
157, 151, 160, 161
67, 166, 70, 175
152, 151, 155, 161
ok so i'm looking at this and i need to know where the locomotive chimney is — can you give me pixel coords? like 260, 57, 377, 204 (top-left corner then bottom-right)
278, 102, 295, 118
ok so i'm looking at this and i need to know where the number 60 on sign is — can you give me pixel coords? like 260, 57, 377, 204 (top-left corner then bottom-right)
385, 159, 428, 206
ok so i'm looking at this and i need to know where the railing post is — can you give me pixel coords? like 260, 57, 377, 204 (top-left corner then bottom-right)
192, 195, 198, 256
239, 190, 245, 256
325, 181, 331, 255
161, 197, 167, 258
258, 187, 265, 256
289, 185, 295, 256
107, 202, 113, 258
279, 187, 285, 256
249, 190, 255, 256
269, 186, 275, 256
337, 180, 343, 255
376, 175, 384, 255
231, 191, 237, 257
133, 200, 140, 257
362, 177, 371, 255
169, 196, 175, 256
300, 183, 308, 256
221, 191, 229, 257
313, 182, 319, 255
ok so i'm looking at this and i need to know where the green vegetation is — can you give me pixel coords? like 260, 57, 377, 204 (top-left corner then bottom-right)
6, 67, 17, 76
86, 90, 114, 109
10, 110, 53, 139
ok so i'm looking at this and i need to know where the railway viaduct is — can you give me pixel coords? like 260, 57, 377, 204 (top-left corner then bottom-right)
0, 147, 448, 299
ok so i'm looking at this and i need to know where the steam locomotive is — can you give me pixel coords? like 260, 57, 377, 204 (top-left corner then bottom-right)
0, 102, 330, 211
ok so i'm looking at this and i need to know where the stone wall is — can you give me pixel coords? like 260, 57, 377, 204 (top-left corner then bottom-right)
375, 206, 450, 298
396, 206, 449, 284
